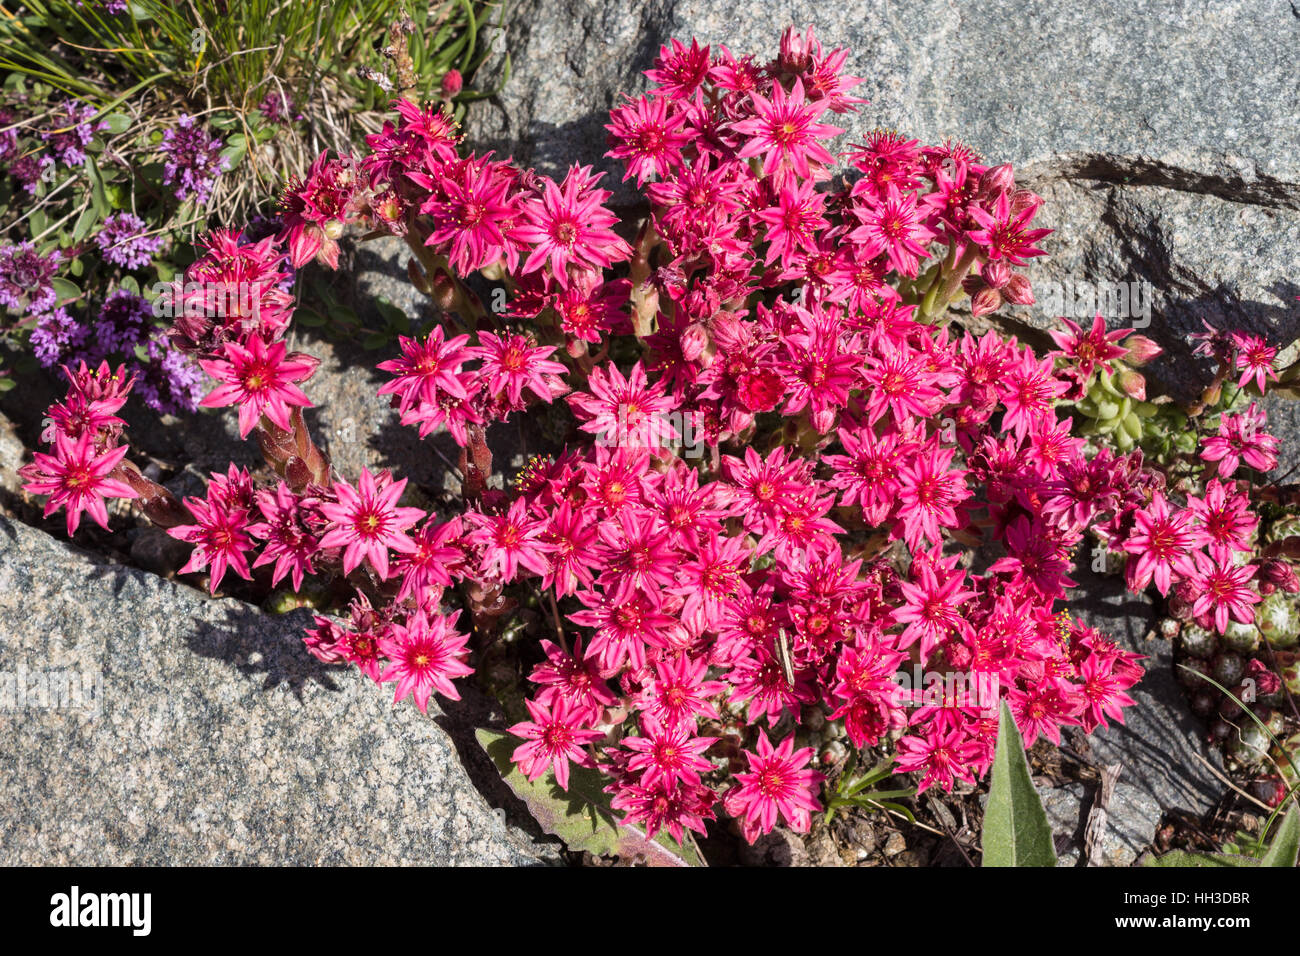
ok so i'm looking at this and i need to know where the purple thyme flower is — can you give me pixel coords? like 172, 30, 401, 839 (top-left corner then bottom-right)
0, 241, 61, 315
30, 308, 88, 367
0, 109, 18, 164
7, 153, 52, 195
95, 212, 165, 270
90, 289, 152, 358
40, 99, 104, 169
258, 90, 303, 126
160, 114, 227, 204
135, 334, 206, 415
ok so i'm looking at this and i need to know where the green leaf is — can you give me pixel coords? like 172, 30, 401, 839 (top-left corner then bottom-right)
982, 701, 1057, 867
475, 728, 704, 867
102, 113, 132, 135
119, 275, 141, 296
1258, 805, 1300, 867
86, 157, 110, 217
51, 277, 80, 302
71, 206, 99, 244
0, 376, 15, 393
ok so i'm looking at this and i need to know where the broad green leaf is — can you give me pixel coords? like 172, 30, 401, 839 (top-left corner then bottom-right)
982, 701, 1057, 867
476, 728, 704, 867
51, 277, 80, 302
1258, 805, 1299, 867
102, 113, 132, 135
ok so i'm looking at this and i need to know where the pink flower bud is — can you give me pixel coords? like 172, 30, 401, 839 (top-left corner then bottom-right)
1009, 188, 1043, 217
1117, 367, 1147, 400
680, 322, 710, 362
811, 406, 837, 434
1124, 334, 1164, 366
969, 284, 1003, 318
1261, 559, 1300, 594
979, 163, 1015, 197
981, 260, 1012, 290
440, 69, 463, 97
431, 272, 457, 310
1002, 273, 1035, 305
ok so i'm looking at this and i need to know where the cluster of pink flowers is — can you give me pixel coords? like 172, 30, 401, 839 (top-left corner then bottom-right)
30, 27, 1294, 849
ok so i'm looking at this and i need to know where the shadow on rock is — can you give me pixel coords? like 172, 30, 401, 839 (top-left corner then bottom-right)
181, 603, 347, 700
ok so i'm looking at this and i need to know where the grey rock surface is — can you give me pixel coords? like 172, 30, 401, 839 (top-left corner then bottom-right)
0, 515, 554, 865
1036, 779, 1160, 868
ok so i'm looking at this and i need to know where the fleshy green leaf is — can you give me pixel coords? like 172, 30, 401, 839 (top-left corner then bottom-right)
982, 701, 1057, 867
475, 728, 704, 867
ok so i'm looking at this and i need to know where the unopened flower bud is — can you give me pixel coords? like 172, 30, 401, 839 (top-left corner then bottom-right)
1009, 188, 1043, 217
440, 68, 463, 97
1002, 273, 1035, 305
1124, 334, 1164, 366
811, 407, 837, 434
431, 271, 457, 310
680, 322, 710, 361
981, 260, 1012, 290
1261, 559, 1300, 594
1117, 367, 1147, 400
969, 284, 1003, 318
979, 163, 1015, 197
323, 219, 345, 241
407, 258, 429, 294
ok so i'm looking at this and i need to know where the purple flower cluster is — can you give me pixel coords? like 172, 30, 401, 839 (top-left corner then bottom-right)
30, 290, 204, 414
0, 241, 61, 316
160, 114, 227, 204
134, 336, 206, 414
258, 90, 303, 126
40, 99, 104, 169
30, 308, 87, 366
0, 109, 17, 164
95, 212, 164, 269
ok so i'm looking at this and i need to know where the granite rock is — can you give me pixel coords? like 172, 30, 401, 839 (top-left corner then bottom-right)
0, 515, 555, 865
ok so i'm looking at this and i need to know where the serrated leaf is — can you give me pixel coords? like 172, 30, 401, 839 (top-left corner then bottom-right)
982, 701, 1057, 867
1258, 805, 1299, 867
475, 728, 704, 867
